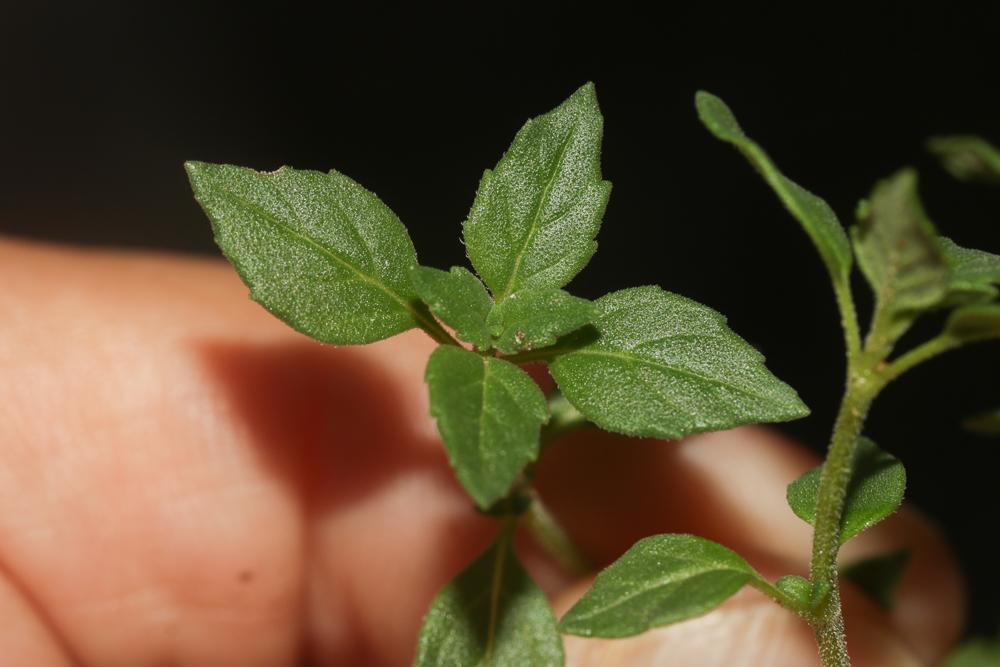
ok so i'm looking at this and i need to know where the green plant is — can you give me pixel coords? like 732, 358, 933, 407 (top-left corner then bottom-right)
186, 84, 1000, 666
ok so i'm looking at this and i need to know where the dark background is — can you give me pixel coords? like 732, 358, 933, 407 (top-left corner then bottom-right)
3, 2, 999, 635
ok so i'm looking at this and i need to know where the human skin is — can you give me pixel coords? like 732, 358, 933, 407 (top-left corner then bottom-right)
0, 238, 964, 666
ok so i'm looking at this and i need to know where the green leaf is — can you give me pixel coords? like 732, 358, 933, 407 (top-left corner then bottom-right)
411, 266, 493, 349
186, 161, 427, 345
775, 575, 813, 607
940, 237, 1000, 305
928, 136, 1000, 184
549, 286, 809, 439
559, 534, 758, 637
415, 528, 563, 667
488, 288, 595, 354
852, 169, 949, 343
942, 636, 1000, 667
464, 83, 612, 302
946, 303, 1000, 342
963, 407, 1000, 436
840, 548, 911, 611
425, 346, 548, 508
787, 437, 906, 544
695, 91, 852, 286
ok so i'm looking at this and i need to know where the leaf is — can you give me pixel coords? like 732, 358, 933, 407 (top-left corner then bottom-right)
488, 288, 596, 354
840, 548, 911, 610
942, 636, 1000, 667
928, 136, 1000, 184
411, 266, 494, 349
775, 575, 813, 607
559, 534, 758, 637
787, 437, 906, 544
852, 169, 949, 343
946, 303, 1000, 342
415, 529, 563, 667
425, 346, 548, 508
549, 286, 809, 439
963, 407, 1000, 436
940, 237, 1000, 305
464, 83, 612, 302
186, 161, 427, 345
695, 91, 852, 286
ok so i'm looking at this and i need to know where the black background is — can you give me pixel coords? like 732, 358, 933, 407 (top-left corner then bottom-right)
3, 3, 999, 635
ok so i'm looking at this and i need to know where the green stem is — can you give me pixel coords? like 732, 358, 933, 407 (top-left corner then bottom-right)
521, 489, 592, 577
808, 371, 875, 667
876, 333, 960, 390
833, 279, 862, 362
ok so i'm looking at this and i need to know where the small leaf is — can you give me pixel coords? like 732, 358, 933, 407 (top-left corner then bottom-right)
852, 169, 949, 343
415, 529, 563, 667
559, 534, 758, 637
963, 407, 1000, 436
775, 575, 813, 607
411, 266, 493, 349
942, 636, 1000, 667
787, 437, 906, 544
488, 288, 596, 354
186, 161, 426, 345
940, 237, 1000, 306
549, 286, 809, 439
928, 135, 1000, 184
464, 83, 612, 302
426, 346, 548, 508
946, 303, 1000, 342
695, 91, 852, 287
840, 548, 911, 611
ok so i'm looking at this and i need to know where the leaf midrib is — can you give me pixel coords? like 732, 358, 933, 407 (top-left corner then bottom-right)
496, 124, 578, 302
214, 187, 435, 332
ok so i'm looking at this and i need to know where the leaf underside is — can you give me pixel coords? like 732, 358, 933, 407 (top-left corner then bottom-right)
852, 169, 949, 342
425, 346, 548, 508
186, 161, 424, 345
787, 437, 906, 544
695, 91, 853, 286
559, 534, 757, 637
549, 286, 809, 439
415, 533, 563, 667
464, 82, 611, 302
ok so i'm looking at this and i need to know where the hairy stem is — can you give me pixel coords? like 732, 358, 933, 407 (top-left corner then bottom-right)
808, 370, 875, 666
521, 489, 592, 577
833, 279, 862, 361
876, 333, 960, 390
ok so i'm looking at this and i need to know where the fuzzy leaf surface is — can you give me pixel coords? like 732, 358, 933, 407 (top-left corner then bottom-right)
852, 169, 949, 342
549, 286, 808, 439
186, 161, 425, 344
464, 83, 611, 302
963, 407, 1000, 436
415, 532, 563, 667
559, 534, 757, 637
411, 266, 493, 349
775, 575, 813, 607
940, 237, 1000, 305
426, 346, 548, 508
840, 548, 911, 610
695, 91, 852, 286
488, 288, 595, 354
787, 437, 906, 544
946, 303, 1000, 342
928, 136, 1000, 184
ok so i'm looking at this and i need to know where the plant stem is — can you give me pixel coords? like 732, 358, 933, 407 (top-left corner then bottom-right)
412, 302, 462, 346
808, 370, 875, 666
876, 333, 960, 390
833, 279, 862, 361
521, 488, 592, 577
